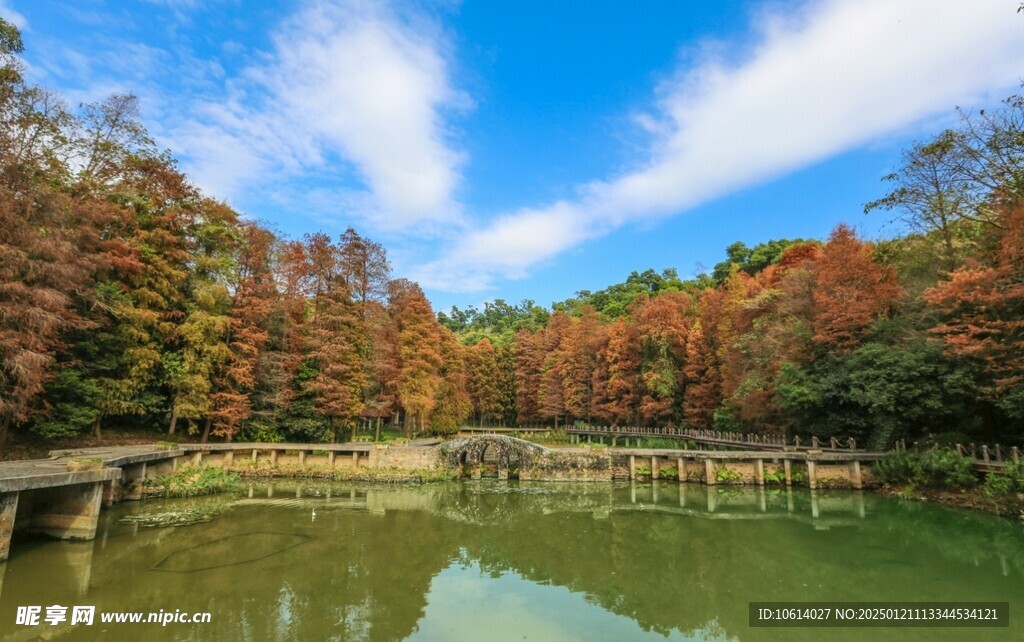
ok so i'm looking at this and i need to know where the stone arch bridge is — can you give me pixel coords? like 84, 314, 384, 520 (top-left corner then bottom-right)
438, 435, 548, 480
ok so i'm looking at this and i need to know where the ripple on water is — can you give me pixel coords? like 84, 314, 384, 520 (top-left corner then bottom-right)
153, 532, 313, 572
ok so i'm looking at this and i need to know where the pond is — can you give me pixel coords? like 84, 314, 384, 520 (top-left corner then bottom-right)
0, 481, 1021, 641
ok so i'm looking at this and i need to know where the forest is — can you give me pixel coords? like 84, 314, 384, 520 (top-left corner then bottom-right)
1, 18, 1022, 453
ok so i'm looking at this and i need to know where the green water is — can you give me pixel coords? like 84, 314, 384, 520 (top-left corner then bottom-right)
1, 481, 1021, 641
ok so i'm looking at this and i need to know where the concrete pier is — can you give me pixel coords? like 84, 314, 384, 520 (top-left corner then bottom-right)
27, 482, 104, 541
0, 493, 17, 561
705, 459, 716, 486
0, 446, 174, 561
0, 467, 120, 561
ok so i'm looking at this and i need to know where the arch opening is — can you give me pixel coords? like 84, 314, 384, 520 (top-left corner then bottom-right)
480, 444, 499, 478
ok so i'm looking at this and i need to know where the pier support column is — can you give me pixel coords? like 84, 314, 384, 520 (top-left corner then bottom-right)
498, 467, 509, 481
28, 482, 103, 541
806, 460, 817, 490
298, 451, 306, 467
650, 456, 660, 480
628, 455, 635, 480
101, 479, 118, 507
0, 492, 18, 561
328, 452, 336, 469
223, 451, 234, 468
854, 491, 866, 518
783, 460, 792, 487
705, 459, 716, 486
352, 452, 360, 467
122, 463, 147, 501
471, 465, 481, 480
191, 451, 203, 466
754, 459, 764, 486
848, 460, 863, 490
677, 458, 686, 482
270, 450, 279, 466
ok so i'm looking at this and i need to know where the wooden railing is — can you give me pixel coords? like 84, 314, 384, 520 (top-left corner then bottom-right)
895, 440, 1021, 469
565, 425, 864, 452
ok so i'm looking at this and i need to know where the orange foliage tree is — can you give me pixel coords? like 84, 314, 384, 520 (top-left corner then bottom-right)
812, 225, 900, 352
924, 201, 1024, 415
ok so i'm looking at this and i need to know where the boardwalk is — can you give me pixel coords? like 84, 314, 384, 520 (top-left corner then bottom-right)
566, 425, 1020, 471
0, 445, 183, 561
566, 424, 865, 452
0, 435, 1014, 562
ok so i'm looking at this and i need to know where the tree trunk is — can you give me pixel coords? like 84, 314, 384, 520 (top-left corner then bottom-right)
92, 416, 102, 440
350, 422, 357, 442
168, 405, 179, 436
942, 226, 957, 271
200, 416, 212, 443
375, 417, 381, 442
329, 416, 337, 443
0, 415, 10, 456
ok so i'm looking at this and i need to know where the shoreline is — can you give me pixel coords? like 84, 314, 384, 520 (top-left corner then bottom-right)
877, 483, 1024, 520
156, 461, 1024, 521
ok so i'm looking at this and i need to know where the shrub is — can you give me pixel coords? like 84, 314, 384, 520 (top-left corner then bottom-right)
983, 460, 1024, 497
984, 473, 1016, 497
875, 450, 923, 485
715, 466, 744, 483
147, 465, 243, 498
875, 448, 977, 489
918, 448, 977, 489
763, 469, 787, 485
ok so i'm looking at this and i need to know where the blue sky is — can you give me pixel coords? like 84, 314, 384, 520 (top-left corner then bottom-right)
3, 0, 1023, 312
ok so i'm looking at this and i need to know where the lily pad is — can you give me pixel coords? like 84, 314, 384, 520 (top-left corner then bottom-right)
119, 509, 216, 528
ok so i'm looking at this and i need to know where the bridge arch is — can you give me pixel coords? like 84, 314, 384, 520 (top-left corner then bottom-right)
439, 436, 547, 479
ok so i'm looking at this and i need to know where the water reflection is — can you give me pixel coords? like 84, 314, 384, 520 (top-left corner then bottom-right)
0, 481, 1021, 641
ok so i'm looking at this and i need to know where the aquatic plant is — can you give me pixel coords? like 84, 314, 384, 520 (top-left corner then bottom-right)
146, 465, 244, 498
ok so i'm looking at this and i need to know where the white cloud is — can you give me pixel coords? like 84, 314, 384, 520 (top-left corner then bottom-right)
170, 0, 468, 232
0, 0, 27, 30
414, 0, 1024, 292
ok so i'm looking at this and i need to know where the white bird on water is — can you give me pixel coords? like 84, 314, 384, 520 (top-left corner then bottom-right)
311, 508, 317, 522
